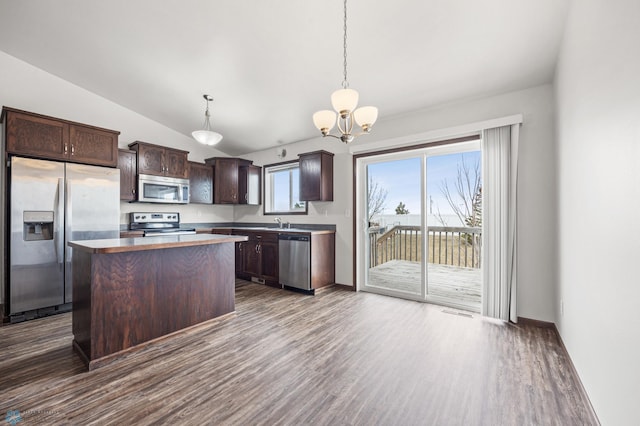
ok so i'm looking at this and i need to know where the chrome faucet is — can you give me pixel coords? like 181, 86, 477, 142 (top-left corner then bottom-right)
274, 217, 283, 228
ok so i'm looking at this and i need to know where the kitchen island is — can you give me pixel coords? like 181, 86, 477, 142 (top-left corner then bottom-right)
69, 233, 248, 370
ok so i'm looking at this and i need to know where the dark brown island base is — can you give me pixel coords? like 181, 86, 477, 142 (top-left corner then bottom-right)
68, 234, 248, 370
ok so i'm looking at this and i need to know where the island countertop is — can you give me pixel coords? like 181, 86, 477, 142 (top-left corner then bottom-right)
69, 233, 248, 254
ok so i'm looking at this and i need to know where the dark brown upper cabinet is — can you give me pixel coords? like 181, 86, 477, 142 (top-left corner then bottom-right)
188, 161, 213, 204
118, 149, 137, 201
239, 164, 262, 205
299, 150, 334, 201
205, 157, 261, 205
2, 107, 119, 167
128, 141, 189, 179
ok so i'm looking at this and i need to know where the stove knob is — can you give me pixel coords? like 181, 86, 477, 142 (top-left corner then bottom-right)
135, 215, 140, 220
142, 215, 147, 219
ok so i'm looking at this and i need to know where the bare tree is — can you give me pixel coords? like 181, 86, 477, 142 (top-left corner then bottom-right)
436, 154, 482, 267
437, 155, 482, 228
367, 176, 388, 224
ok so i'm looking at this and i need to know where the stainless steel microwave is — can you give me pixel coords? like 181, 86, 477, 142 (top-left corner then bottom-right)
137, 174, 189, 204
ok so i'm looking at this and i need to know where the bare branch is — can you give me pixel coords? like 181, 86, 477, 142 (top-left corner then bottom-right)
439, 155, 482, 228
367, 176, 388, 223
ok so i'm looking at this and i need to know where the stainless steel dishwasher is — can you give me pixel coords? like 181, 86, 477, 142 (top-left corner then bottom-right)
278, 234, 311, 291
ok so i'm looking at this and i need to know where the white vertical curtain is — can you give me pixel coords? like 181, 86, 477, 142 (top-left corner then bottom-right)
481, 125, 519, 322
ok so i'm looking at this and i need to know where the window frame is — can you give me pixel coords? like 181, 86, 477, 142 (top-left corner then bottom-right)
262, 159, 308, 216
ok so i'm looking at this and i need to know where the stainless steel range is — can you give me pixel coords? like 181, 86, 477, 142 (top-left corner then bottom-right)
129, 212, 196, 236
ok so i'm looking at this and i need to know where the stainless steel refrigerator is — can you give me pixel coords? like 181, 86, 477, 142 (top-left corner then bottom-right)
9, 156, 120, 316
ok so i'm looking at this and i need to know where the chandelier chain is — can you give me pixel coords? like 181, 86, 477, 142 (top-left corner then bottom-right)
342, 0, 348, 89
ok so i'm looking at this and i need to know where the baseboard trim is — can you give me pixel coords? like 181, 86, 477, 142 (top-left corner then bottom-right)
517, 317, 601, 424
333, 282, 355, 291
551, 323, 601, 425
517, 316, 555, 328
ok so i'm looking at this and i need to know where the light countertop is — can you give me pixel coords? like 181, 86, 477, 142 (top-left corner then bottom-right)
69, 234, 248, 254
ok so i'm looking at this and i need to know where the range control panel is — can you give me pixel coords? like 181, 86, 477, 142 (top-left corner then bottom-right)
130, 212, 180, 224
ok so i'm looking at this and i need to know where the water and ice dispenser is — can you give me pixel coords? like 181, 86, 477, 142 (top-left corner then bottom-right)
23, 211, 54, 241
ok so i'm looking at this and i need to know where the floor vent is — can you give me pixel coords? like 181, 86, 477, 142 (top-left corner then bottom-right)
442, 309, 474, 318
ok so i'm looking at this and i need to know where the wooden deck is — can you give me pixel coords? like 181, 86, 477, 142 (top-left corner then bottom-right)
368, 260, 482, 311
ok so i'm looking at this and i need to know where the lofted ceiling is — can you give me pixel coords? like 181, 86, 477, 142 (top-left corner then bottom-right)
0, 0, 569, 156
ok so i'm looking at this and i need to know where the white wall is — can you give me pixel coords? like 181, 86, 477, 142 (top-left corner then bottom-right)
239, 84, 558, 322
555, 0, 640, 424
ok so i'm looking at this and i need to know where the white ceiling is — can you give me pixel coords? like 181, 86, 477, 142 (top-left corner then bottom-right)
0, 0, 569, 156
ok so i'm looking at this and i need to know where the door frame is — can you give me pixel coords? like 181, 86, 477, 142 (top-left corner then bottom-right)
353, 135, 482, 306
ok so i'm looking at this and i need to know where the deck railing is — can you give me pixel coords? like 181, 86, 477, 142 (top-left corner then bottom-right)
368, 225, 482, 268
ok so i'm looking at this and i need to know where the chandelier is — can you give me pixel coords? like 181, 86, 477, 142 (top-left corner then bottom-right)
312, 0, 378, 144
192, 94, 223, 146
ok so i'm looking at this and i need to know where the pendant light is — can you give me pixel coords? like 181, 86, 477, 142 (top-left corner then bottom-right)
312, 0, 378, 143
192, 94, 223, 146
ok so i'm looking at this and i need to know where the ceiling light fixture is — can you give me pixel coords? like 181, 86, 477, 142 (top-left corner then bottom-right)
192, 94, 223, 146
313, 0, 378, 144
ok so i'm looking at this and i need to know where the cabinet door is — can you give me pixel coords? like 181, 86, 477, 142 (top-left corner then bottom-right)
235, 242, 245, 274
165, 148, 189, 178
188, 162, 213, 204
260, 241, 279, 283
137, 144, 165, 175
118, 149, 137, 201
214, 159, 239, 204
299, 150, 333, 201
5, 111, 69, 161
239, 165, 262, 205
69, 124, 118, 167
243, 240, 261, 276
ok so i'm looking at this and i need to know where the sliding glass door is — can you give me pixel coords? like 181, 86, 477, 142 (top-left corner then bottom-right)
357, 141, 483, 312
364, 154, 425, 301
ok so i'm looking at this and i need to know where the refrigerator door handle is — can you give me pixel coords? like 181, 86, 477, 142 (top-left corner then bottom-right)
65, 179, 72, 261
55, 177, 64, 266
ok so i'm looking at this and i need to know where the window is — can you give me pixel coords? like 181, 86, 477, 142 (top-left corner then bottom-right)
263, 161, 307, 215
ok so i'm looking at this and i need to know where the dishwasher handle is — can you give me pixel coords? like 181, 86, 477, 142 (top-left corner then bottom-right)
278, 234, 309, 242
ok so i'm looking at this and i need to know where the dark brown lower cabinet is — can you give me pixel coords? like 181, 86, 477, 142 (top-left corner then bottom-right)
234, 231, 279, 287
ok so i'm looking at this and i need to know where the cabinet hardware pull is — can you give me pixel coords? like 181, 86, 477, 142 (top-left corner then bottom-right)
64, 144, 68, 154
71, 145, 75, 155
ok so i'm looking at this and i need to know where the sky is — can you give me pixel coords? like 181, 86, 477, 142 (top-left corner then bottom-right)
367, 151, 481, 217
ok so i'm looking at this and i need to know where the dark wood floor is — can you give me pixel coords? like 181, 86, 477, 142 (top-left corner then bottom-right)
0, 281, 597, 425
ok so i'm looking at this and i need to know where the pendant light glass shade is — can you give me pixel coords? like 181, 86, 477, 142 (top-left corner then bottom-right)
192, 129, 223, 146
193, 95, 223, 146
353, 106, 378, 128
331, 88, 359, 113
313, 110, 337, 133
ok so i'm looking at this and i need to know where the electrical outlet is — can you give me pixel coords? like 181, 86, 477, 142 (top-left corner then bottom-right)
560, 299, 564, 316
345, 208, 351, 217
